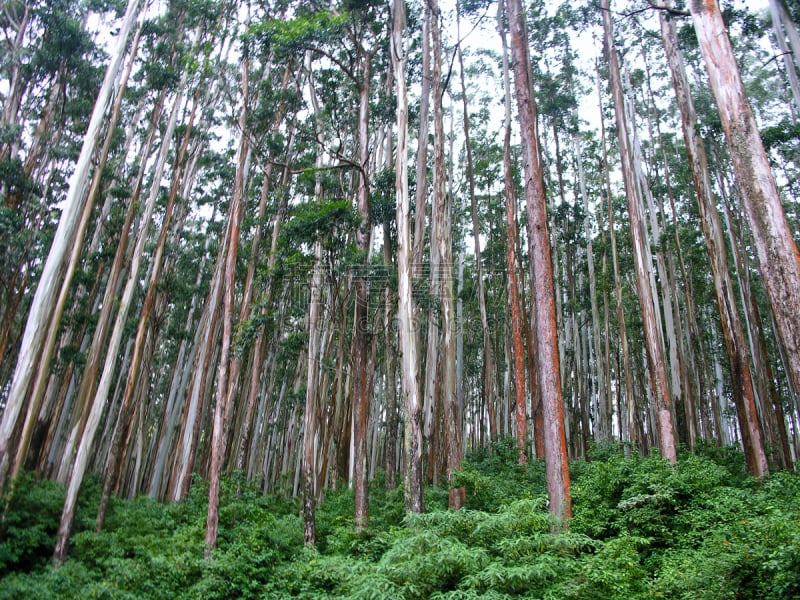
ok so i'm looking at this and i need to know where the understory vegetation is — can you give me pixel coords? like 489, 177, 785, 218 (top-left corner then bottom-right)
1, 439, 798, 599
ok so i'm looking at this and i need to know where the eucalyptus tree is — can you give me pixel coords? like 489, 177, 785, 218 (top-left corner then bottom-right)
457, 7, 498, 448
205, 19, 251, 555
428, 0, 464, 510
496, 0, 530, 464
0, 0, 145, 500
349, 0, 382, 530
627, 54, 687, 451
13, 16, 145, 503
598, 80, 638, 447
506, 0, 571, 521
55, 69, 188, 569
601, 0, 677, 464
251, 0, 387, 528
689, 0, 800, 403
301, 56, 327, 546
229, 63, 298, 479
392, 0, 424, 514
655, 0, 768, 476
0, 0, 100, 392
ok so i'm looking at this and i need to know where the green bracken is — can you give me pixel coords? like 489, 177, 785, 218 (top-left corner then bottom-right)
1, 440, 798, 599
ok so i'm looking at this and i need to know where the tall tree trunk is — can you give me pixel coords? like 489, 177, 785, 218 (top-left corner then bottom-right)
506, 0, 571, 520
0, 0, 144, 497
599, 63, 637, 450
429, 0, 464, 510
575, 130, 608, 442
224, 69, 293, 481
53, 73, 186, 565
352, 50, 373, 531
303, 239, 323, 545
601, 0, 676, 464
382, 229, 399, 491
56, 86, 167, 486
717, 164, 792, 469
498, 0, 528, 464
628, 62, 683, 449
95, 87, 198, 529
205, 52, 249, 554
658, 0, 768, 476
236, 153, 293, 476
168, 216, 227, 501
457, 13, 496, 445
690, 0, 800, 400
392, 0, 425, 513
7, 20, 144, 491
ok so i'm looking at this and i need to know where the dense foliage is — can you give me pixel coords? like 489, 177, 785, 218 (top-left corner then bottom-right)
1, 440, 797, 599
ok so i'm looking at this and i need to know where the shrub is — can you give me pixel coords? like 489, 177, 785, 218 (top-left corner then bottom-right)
0, 472, 100, 575
1, 449, 798, 599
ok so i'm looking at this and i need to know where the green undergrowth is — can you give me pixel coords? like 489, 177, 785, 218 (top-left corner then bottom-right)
1, 439, 798, 599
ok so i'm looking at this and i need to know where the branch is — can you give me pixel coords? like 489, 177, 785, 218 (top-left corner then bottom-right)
307, 43, 357, 83
764, 50, 794, 68
644, 0, 690, 18
442, 46, 457, 97
270, 160, 360, 176
597, 0, 689, 20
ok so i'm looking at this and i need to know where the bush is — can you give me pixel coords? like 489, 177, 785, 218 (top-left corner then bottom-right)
1, 447, 798, 599
0, 472, 100, 576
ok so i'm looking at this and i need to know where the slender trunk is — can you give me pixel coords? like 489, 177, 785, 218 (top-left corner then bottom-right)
598, 65, 636, 449
658, 1, 768, 475
429, 0, 463, 510
205, 54, 249, 554
96, 88, 198, 529
224, 68, 292, 478
392, 0, 424, 512
56, 88, 166, 485
8, 20, 144, 490
53, 74, 185, 565
412, 9, 432, 464
457, 15, 496, 445
0, 0, 143, 496
303, 240, 323, 545
601, 0, 676, 463
236, 151, 293, 475
690, 0, 800, 400
383, 230, 399, 490
575, 130, 607, 442
630, 62, 683, 448
167, 214, 227, 502
352, 51, 373, 531
498, 1, 528, 463
506, 0, 570, 520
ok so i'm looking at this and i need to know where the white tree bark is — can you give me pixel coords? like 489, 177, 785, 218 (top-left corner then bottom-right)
0, 0, 144, 496
690, 0, 800, 401
54, 74, 185, 564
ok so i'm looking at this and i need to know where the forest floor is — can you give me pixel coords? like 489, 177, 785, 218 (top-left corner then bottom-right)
1, 439, 798, 599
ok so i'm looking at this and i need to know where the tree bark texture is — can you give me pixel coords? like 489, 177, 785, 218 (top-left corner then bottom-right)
601, 0, 677, 464
506, 0, 571, 520
429, 0, 464, 510
392, 0, 425, 513
0, 0, 144, 498
658, 0, 768, 476
690, 0, 800, 401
